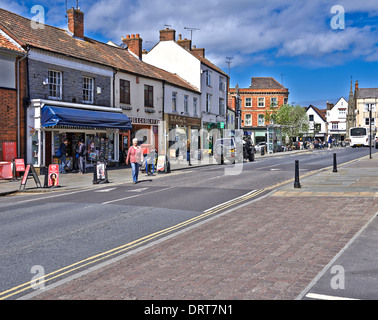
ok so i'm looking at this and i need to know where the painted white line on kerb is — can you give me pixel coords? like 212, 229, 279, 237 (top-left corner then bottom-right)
204, 190, 258, 212
305, 293, 359, 301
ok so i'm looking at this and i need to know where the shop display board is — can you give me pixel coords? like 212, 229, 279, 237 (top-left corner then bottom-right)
20, 164, 42, 190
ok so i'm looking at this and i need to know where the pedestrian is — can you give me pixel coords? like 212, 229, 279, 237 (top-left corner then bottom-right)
328, 135, 332, 150
77, 140, 86, 174
126, 138, 142, 184
186, 139, 191, 163
57, 139, 68, 174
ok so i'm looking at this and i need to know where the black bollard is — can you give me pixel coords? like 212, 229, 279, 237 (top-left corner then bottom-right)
294, 160, 301, 189
333, 153, 338, 173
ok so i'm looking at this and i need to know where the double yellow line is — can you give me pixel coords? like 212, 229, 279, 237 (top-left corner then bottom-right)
0, 188, 267, 300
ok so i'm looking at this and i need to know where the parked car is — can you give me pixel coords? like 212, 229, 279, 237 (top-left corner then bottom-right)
254, 141, 266, 153
214, 137, 243, 164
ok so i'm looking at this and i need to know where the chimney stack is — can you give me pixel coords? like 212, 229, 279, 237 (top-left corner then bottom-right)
122, 34, 143, 60
192, 45, 205, 58
67, 8, 84, 39
355, 80, 359, 92
159, 28, 176, 41
177, 34, 192, 51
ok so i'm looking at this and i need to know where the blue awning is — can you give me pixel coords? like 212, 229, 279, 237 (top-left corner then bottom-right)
41, 106, 132, 130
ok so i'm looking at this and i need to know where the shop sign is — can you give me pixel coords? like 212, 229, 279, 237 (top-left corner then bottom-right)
93, 161, 109, 184
20, 164, 42, 190
14, 159, 25, 172
130, 117, 160, 125
47, 164, 59, 187
157, 155, 165, 172
168, 114, 201, 127
2, 142, 17, 162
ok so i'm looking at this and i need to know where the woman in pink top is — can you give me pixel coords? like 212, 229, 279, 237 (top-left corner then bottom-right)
126, 138, 142, 183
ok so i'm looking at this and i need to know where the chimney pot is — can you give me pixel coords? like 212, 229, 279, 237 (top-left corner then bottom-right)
126, 35, 130, 39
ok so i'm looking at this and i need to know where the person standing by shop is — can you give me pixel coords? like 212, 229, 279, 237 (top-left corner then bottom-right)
126, 138, 142, 184
58, 139, 68, 174
77, 140, 86, 174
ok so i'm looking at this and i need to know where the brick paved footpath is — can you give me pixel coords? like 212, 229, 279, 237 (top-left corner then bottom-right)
30, 192, 378, 300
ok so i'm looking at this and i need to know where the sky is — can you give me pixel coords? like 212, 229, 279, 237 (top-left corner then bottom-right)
2, 0, 378, 108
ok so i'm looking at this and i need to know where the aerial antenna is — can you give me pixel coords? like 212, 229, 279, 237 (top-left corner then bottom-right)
184, 27, 200, 41
164, 24, 172, 28
226, 57, 234, 76
65, 0, 68, 22
280, 73, 285, 86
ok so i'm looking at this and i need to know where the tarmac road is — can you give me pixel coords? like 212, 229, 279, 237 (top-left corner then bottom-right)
0, 146, 375, 300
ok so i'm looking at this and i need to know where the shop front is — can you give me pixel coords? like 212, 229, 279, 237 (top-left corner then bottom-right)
27, 100, 132, 170
128, 117, 160, 153
165, 114, 202, 162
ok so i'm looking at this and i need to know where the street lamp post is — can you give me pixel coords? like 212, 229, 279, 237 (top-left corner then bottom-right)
367, 103, 374, 159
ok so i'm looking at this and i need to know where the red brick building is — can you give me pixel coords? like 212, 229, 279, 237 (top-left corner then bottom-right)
229, 77, 289, 144
0, 29, 27, 161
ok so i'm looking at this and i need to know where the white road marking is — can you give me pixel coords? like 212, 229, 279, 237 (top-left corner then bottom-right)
127, 188, 148, 192
94, 188, 117, 193
101, 187, 174, 205
305, 293, 359, 301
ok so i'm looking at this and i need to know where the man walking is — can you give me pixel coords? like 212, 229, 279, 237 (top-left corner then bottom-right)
77, 140, 86, 174
58, 139, 68, 174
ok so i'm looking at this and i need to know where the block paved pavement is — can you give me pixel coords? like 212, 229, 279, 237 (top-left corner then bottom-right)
29, 195, 378, 300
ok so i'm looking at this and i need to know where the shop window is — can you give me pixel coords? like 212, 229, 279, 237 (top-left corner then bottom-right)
120, 79, 131, 104
144, 85, 154, 107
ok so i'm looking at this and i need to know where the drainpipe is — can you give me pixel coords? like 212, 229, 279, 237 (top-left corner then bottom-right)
17, 52, 28, 158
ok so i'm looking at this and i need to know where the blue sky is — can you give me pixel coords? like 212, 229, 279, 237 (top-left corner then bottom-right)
2, 0, 378, 108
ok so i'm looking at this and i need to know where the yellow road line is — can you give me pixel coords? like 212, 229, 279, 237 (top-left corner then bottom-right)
0, 188, 267, 300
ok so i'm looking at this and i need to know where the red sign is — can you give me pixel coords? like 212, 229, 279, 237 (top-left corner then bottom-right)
0, 162, 13, 180
14, 159, 25, 172
21, 164, 31, 186
48, 164, 59, 187
2, 142, 17, 162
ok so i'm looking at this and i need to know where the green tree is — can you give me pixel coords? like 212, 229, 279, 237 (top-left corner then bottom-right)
265, 104, 309, 140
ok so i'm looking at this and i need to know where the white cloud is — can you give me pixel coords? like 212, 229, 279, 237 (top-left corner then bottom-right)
7, 0, 378, 68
